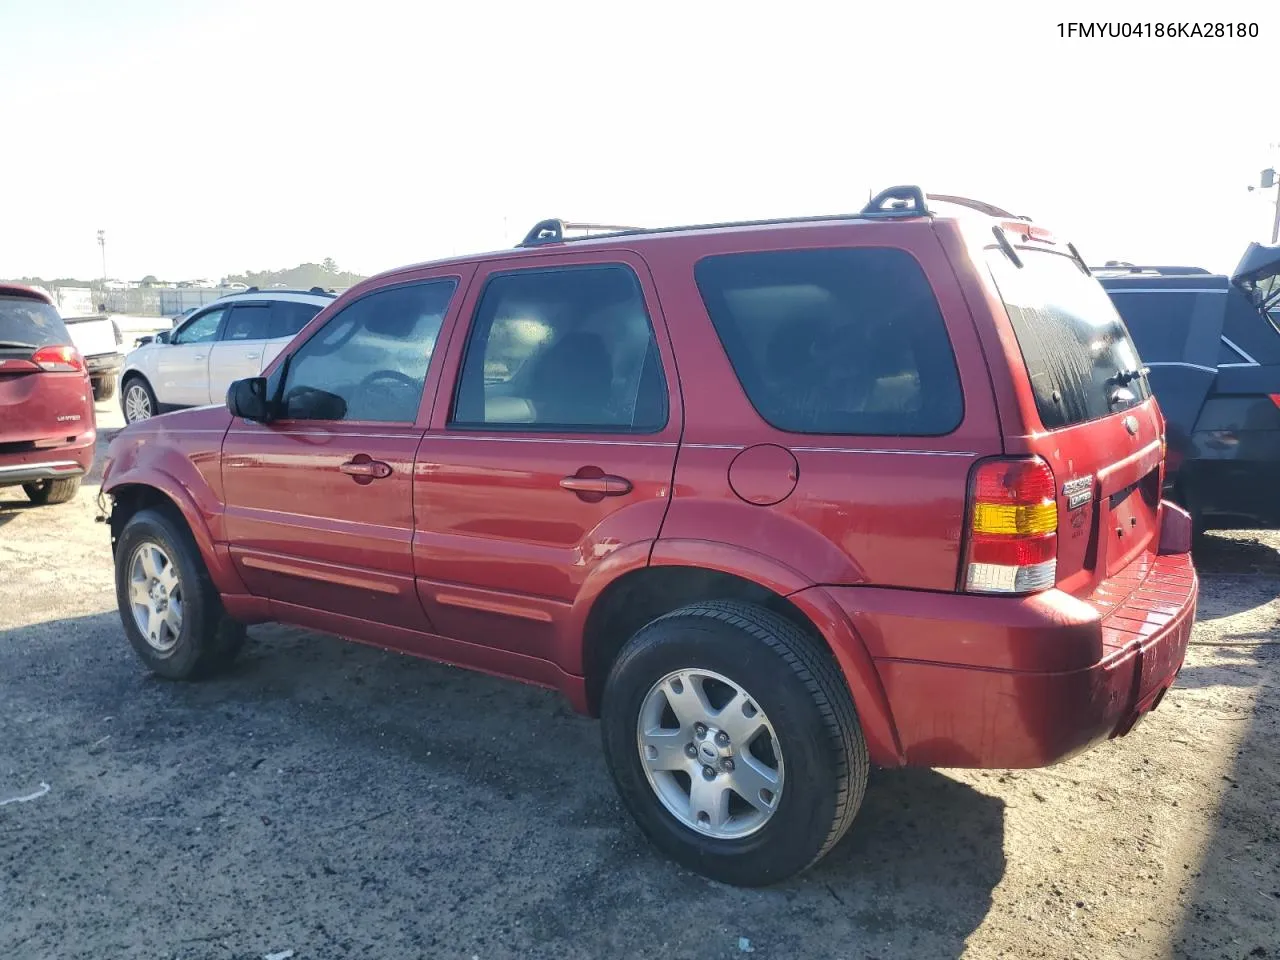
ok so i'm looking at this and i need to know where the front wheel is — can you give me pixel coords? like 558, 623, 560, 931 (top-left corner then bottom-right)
601, 600, 869, 887
114, 507, 246, 680
121, 376, 157, 423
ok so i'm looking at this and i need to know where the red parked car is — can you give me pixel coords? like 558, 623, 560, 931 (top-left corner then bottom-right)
0, 284, 95, 505
100, 188, 1198, 886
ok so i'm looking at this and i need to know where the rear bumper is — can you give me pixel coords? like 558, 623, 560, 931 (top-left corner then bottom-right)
819, 502, 1198, 769
84, 353, 124, 376
0, 437, 94, 487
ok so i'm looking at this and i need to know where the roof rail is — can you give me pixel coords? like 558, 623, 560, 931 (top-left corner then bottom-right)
926, 194, 1030, 221
1089, 262, 1213, 276
860, 186, 929, 218
519, 219, 645, 247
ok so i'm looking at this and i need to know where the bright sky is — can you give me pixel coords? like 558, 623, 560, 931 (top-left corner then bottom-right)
1, 0, 1276, 282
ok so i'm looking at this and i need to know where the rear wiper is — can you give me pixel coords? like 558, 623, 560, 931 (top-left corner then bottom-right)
1111, 366, 1149, 386
0, 340, 38, 349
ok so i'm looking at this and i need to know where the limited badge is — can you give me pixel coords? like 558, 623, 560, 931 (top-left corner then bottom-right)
1062, 476, 1094, 510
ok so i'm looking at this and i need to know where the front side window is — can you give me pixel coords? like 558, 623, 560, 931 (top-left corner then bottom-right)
277, 280, 457, 423
987, 249, 1151, 429
694, 247, 964, 436
173, 309, 224, 345
450, 265, 668, 432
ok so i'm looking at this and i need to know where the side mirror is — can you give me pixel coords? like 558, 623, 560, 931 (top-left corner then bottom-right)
226, 377, 272, 422
134, 335, 154, 347
155, 330, 171, 344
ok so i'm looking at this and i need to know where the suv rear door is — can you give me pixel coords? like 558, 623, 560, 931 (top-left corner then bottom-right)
207, 302, 272, 403
982, 241, 1163, 597
411, 252, 680, 667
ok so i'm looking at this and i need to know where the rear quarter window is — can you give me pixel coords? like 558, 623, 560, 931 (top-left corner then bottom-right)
986, 249, 1151, 430
693, 247, 964, 436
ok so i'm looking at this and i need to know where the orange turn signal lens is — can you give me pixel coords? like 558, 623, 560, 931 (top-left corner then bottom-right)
971, 501, 1058, 535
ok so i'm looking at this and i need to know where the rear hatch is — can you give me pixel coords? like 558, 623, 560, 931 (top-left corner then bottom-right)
983, 238, 1165, 598
0, 294, 94, 448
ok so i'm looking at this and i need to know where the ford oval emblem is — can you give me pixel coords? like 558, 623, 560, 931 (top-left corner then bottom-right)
1124, 415, 1139, 436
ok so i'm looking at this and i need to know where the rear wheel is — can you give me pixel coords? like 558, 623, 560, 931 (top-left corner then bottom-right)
121, 376, 156, 423
601, 600, 868, 887
114, 507, 246, 680
22, 477, 81, 505
92, 376, 117, 402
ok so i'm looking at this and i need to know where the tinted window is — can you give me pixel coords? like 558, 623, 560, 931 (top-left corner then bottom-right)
451, 266, 668, 432
270, 301, 322, 340
987, 250, 1150, 429
172, 309, 224, 344
0, 295, 70, 349
1103, 290, 1196, 361
693, 247, 963, 436
221, 304, 270, 341
278, 280, 456, 422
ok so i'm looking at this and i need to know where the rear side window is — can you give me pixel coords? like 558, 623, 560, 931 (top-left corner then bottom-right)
986, 250, 1151, 430
450, 265, 668, 433
221, 304, 270, 341
270, 301, 322, 340
1103, 289, 1196, 361
0, 296, 69, 349
693, 247, 963, 436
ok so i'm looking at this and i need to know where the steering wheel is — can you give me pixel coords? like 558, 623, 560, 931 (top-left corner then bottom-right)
355, 369, 420, 417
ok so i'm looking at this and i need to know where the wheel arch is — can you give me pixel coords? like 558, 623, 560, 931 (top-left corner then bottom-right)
579, 540, 904, 767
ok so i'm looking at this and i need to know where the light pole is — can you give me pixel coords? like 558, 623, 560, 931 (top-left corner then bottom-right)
1248, 165, 1280, 245
96, 229, 107, 307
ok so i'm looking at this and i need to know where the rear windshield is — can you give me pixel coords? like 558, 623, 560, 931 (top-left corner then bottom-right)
0, 295, 70, 350
694, 247, 964, 436
986, 249, 1151, 429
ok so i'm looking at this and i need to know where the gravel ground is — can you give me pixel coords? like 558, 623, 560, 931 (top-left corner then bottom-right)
1, 394, 1276, 960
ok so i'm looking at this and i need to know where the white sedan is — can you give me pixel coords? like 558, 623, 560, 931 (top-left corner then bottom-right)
120, 289, 334, 422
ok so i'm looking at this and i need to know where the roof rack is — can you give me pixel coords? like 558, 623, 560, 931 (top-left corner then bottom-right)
926, 194, 1031, 221
1089, 262, 1213, 276
221, 286, 337, 298
514, 185, 944, 249
520, 220, 645, 247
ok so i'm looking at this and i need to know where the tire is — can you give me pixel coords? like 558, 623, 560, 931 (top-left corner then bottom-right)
22, 477, 81, 505
114, 506, 246, 680
600, 600, 869, 887
92, 375, 117, 402
121, 375, 157, 423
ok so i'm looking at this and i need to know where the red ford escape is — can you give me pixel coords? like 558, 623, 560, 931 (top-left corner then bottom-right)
100, 188, 1198, 886
0, 284, 95, 505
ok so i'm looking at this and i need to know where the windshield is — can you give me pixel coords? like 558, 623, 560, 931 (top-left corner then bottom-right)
0, 295, 70, 350
986, 248, 1151, 430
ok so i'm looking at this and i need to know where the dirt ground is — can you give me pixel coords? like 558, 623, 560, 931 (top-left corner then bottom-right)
1, 394, 1276, 960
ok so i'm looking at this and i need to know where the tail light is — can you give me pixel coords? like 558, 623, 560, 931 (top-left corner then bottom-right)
32, 344, 86, 373
962, 457, 1058, 594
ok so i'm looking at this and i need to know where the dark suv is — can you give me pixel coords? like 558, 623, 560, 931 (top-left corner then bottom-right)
1096, 241, 1280, 532
101, 188, 1198, 886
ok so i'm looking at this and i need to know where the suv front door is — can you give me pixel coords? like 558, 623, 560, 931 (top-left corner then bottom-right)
413, 253, 681, 671
221, 271, 470, 634
157, 307, 224, 407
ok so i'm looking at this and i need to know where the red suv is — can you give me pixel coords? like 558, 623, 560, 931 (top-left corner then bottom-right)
0, 284, 96, 505
101, 188, 1198, 886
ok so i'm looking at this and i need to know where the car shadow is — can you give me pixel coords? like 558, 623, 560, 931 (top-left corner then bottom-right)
3, 611, 1005, 960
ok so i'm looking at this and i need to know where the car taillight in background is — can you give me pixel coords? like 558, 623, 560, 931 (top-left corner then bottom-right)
962, 457, 1058, 594
32, 344, 86, 373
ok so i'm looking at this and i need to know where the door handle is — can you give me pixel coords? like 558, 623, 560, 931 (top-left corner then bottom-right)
560, 474, 632, 496
340, 457, 393, 483
244, 352, 261, 359
193, 353, 206, 361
